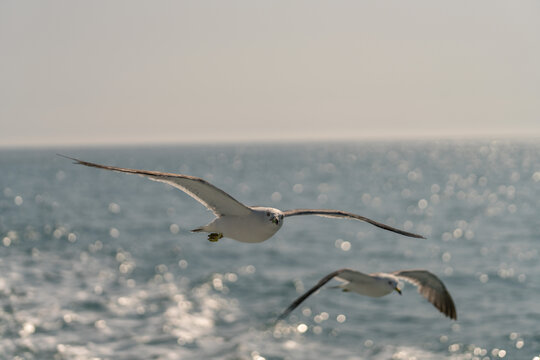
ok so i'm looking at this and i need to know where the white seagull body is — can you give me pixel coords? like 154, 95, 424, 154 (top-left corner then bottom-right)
278, 268, 457, 320
61, 156, 425, 243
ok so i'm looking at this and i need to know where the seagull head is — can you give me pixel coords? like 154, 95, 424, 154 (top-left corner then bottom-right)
382, 276, 402, 296
252, 207, 284, 226
269, 211, 284, 225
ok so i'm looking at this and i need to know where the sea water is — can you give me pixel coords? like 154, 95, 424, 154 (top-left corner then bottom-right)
0, 140, 539, 359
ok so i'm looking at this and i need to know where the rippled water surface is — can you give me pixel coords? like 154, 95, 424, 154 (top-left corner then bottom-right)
1, 141, 539, 359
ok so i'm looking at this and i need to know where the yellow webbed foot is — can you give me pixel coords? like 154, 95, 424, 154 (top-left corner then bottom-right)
208, 233, 223, 242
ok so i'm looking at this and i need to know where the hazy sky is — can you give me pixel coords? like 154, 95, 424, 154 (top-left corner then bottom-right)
1, 1, 539, 147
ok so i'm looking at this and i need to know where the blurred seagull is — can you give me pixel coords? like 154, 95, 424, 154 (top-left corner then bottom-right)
60, 156, 425, 243
278, 268, 457, 320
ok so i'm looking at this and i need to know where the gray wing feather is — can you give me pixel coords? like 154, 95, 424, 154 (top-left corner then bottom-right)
335, 269, 373, 283
282, 209, 425, 239
394, 270, 457, 320
61, 156, 251, 217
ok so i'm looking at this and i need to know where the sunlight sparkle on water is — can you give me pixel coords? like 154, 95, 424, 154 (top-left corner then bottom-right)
313, 312, 329, 323
293, 183, 303, 193
296, 323, 308, 333
251, 351, 266, 360
169, 223, 180, 234
3, 237, 11, 247
109, 227, 120, 238
108, 202, 121, 213
335, 238, 351, 251
67, 233, 77, 243
317, 193, 328, 204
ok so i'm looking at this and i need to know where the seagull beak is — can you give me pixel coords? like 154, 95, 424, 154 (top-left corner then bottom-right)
395, 286, 402, 295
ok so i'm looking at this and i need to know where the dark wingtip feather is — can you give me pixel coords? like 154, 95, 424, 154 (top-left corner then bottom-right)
57, 154, 79, 163
277, 269, 349, 321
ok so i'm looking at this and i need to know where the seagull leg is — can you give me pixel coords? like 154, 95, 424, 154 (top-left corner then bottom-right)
208, 233, 223, 242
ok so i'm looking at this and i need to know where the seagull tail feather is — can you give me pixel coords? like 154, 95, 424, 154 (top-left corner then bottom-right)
191, 227, 205, 232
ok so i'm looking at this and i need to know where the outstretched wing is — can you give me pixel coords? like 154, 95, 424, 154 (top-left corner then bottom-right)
278, 268, 351, 320
394, 269, 457, 320
282, 209, 425, 239
60, 155, 251, 217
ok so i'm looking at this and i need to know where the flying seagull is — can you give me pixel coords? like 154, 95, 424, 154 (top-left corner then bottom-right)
60, 156, 425, 243
278, 268, 457, 320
